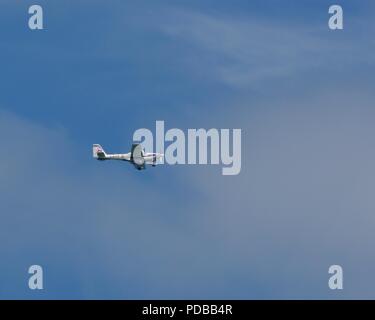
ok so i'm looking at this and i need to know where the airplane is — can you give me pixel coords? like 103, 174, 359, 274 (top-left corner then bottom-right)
93, 143, 163, 170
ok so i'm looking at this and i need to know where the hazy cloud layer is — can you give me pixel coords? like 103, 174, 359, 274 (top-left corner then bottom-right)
1, 1, 375, 299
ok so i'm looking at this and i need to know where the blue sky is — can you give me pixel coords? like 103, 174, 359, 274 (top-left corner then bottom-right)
1, 0, 375, 299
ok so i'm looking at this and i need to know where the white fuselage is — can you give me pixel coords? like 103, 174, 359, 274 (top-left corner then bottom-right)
103, 152, 160, 163
93, 144, 163, 170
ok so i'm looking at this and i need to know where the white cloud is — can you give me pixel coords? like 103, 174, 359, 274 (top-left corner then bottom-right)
159, 9, 375, 88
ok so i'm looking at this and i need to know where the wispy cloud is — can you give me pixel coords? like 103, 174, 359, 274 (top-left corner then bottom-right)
159, 9, 375, 88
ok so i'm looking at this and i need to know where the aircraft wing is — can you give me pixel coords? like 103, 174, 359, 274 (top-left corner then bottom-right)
131, 144, 145, 169
131, 144, 143, 159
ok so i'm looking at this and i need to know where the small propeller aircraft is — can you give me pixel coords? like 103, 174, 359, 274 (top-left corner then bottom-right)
93, 144, 163, 170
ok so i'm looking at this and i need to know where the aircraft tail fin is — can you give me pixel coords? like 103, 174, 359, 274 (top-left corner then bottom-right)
93, 144, 107, 159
